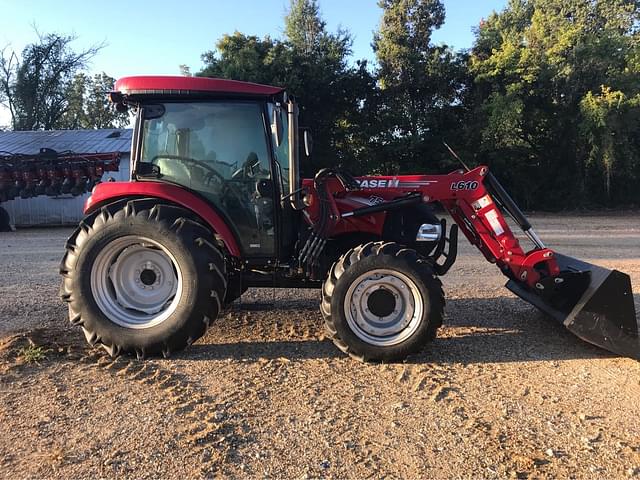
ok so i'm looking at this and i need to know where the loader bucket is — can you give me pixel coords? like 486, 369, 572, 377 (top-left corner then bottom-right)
506, 254, 639, 360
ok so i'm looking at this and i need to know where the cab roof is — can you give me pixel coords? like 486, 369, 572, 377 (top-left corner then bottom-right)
114, 75, 284, 98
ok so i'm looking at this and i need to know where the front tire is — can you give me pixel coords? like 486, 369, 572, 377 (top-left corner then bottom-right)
321, 242, 444, 362
60, 199, 227, 358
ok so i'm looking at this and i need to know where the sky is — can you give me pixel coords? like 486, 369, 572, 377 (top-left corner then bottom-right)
0, 0, 507, 127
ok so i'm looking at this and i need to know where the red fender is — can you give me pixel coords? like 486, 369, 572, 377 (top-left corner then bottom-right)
84, 181, 241, 257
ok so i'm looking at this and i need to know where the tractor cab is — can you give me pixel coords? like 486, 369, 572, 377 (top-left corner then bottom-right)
110, 76, 304, 262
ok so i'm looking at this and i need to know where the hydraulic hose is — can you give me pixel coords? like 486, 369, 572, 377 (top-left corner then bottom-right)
485, 172, 531, 231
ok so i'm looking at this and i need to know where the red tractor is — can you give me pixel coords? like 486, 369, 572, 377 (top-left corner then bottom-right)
59, 76, 639, 361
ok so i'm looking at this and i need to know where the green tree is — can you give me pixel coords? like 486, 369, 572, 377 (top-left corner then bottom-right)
283, 0, 375, 173
467, 0, 640, 208
0, 32, 103, 130
59, 73, 89, 129
198, 0, 375, 173
579, 86, 640, 204
58, 72, 129, 130
372, 0, 469, 173
199, 32, 291, 86
284, 0, 326, 55
84, 73, 129, 129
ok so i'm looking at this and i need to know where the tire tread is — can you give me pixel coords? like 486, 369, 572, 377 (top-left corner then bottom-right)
60, 198, 227, 358
321, 241, 444, 362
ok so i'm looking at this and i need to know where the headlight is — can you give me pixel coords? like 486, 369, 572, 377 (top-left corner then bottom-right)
416, 223, 442, 242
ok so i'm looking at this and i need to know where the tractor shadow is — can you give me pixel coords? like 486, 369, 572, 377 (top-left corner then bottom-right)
183, 295, 627, 364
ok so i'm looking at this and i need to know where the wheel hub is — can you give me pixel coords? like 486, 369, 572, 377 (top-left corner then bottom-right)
139, 268, 157, 286
91, 236, 182, 329
367, 288, 396, 317
344, 269, 424, 347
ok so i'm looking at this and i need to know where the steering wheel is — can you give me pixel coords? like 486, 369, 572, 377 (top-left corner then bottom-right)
232, 153, 261, 180
151, 155, 225, 187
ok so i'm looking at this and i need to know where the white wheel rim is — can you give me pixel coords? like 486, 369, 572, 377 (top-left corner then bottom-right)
90, 236, 183, 329
344, 268, 424, 346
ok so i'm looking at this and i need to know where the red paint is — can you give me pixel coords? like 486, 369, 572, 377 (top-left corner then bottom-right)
303, 166, 559, 288
85, 181, 241, 257
85, 166, 558, 286
114, 76, 284, 97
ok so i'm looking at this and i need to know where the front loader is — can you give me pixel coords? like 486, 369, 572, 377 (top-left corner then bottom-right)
60, 75, 639, 362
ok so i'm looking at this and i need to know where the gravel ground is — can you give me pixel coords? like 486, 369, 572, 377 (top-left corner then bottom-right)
0, 213, 639, 479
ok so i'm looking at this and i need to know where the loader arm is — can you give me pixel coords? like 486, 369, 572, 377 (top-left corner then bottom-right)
307, 166, 638, 360
309, 166, 560, 290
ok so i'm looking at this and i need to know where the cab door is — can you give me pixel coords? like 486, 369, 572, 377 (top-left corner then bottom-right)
138, 100, 277, 258
267, 102, 298, 261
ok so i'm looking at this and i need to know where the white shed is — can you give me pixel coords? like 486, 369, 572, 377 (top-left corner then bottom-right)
0, 129, 132, 226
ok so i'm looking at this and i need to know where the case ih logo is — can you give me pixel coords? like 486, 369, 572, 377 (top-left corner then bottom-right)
357, 178, 400, 188
357, 179, 437, 188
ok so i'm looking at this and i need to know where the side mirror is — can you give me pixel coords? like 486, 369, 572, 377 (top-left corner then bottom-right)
271, 108, 283, 147
115, 102, 128, 113
303, 129, 313, 157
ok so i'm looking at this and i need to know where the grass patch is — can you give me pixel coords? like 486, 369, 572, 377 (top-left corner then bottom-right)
18, 344, 48, 363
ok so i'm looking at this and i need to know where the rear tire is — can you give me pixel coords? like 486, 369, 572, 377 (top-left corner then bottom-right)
321, 241, 444, 362
0, 207, 11, 232
60, 199, 227, 358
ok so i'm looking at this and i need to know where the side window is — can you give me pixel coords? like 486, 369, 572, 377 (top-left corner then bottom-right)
140, 101, 275, 256
141, 102, 271, 186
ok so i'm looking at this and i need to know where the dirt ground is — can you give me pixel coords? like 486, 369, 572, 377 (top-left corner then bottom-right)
0, 213, 639, 479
